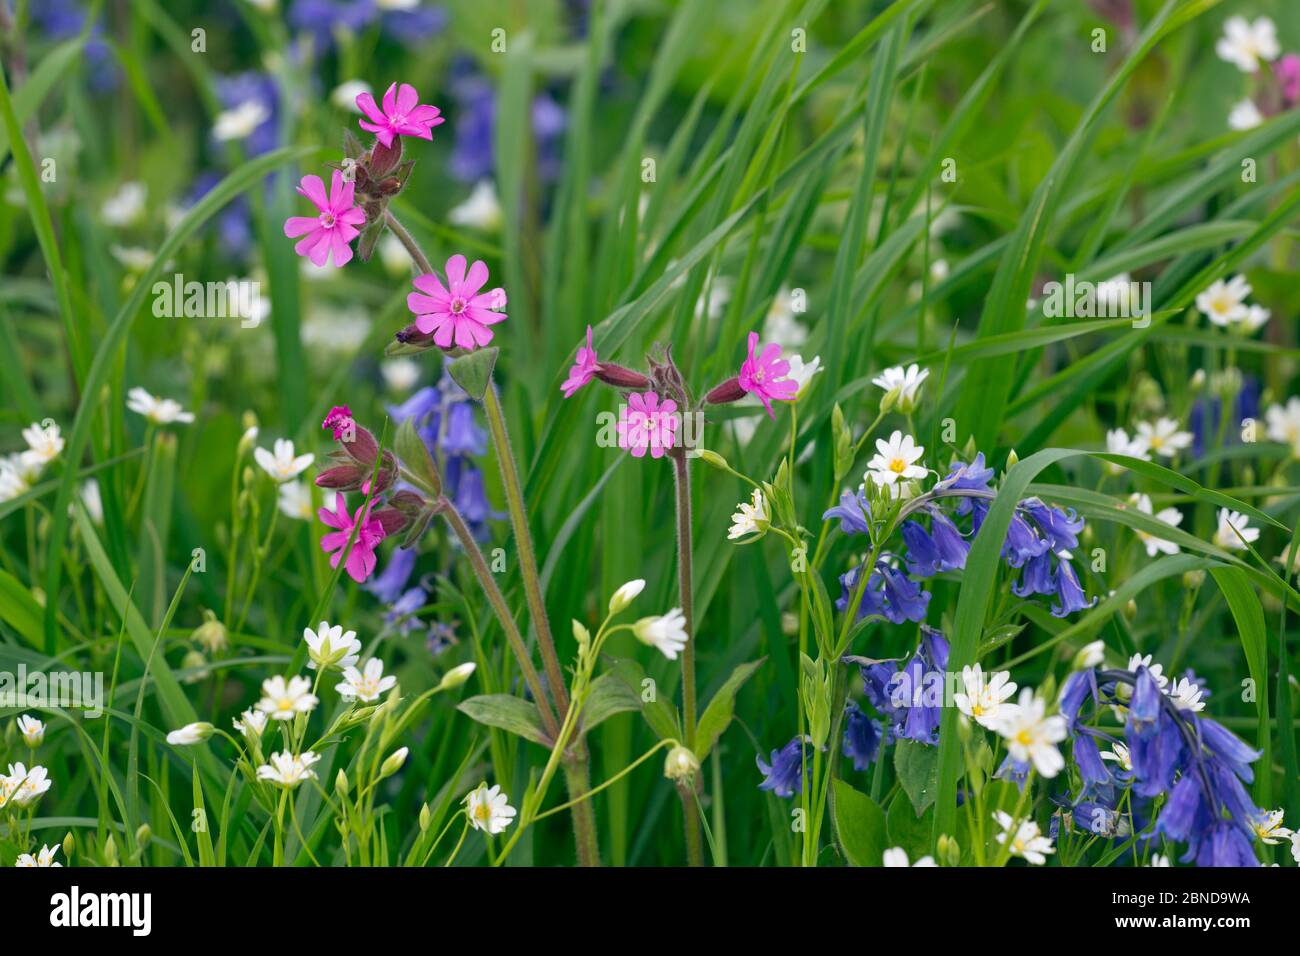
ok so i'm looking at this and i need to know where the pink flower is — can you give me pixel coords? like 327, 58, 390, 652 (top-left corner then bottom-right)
617, 391, 678, 459
738, 331, 798, 419
322, 405, 354, 440
283, 170, 366, 268
560, 325, 599, 398
318, 492, 386, 583
1277, 54, 1300, 106
407, 254, 508, 350
356, 82, 444, 149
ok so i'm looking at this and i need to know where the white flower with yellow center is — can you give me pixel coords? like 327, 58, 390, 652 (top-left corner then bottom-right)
255, 675, 319, 721
866, 431, 926, 487
1265, 397, 1300, 458
465, 783, 516, 835
254, 438, 314, 482
1215, 16, 1279, 73
872, 365, 929, 413
728, 488, 769, 540
786, 355, 823, 400
303, 620, 361, 671
993, 810, 1054, 865
1101, 742, 1132, 772
632, 609, 690, 660
4, 763, 51, 807
1134, 417, 1192, 459
16, 715, 44, 748
883, 847, 936, 867
233, 708, 268, 740
1196, 275, 1252, 326
1213, 508, 1259, 551
126, 387, 195, 425
277, 480, 314, 521
991, 689, 1067, 778
1249, 809, 1292, 845
1127, 493, 1182, 557
256, 751, 320, 789
1166, 677, 1205, 713
1103, 428, 1150, 474
336, 658, 398, 703
952, 664, 1018, 729
15, 845, 61, 867
20, 421, 64, 466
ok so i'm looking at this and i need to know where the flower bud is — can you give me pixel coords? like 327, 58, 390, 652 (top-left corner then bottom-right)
704, 376, 747, 405
192, 609, 228, 654
395, 322, 439, 348
419, 803, 432, 832
104, 834, 118, 866
379, 746, 409, 779
165, 721, 215, 746
62, 831, 75, 860
572, 619, 591, 652
1183, 569, 1205, 589
180, 649, 209, 684
1072, 640, 1105, 670
336, 769, 350, 796
937, 833, 960, 866
368, 137, 402, 178
135, 823, 153, 849
663, 745, 701, 782
696, 448, 730, 471
437, 662, 476, 691
594, 363, 652, 390
608, 578, 646, 614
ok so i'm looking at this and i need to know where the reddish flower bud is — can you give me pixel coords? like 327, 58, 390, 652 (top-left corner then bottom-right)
395, 322, 438, 347
371, 507, 410, 536
594, 363, 652, 390
704, 376, 746, 405
368, 136, 402, 179
315, 462, 367, 490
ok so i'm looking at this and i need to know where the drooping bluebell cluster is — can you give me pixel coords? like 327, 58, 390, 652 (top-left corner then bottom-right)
1057, 664, 1266, 866
1189, 374, 1259, 458
822, 453, 1096, 625
365, 372, 500, 651
851, 626, 950, 753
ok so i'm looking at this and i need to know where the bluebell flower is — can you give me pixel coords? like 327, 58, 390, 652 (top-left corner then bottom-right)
756, 737, 806, 798
427, 621, 456, 656
995, 755, 1031, 791
1050, 557, 1095, 618
367, 547, 418, 603
860, 662, 902, 724
1190, 374, 1259, 458
443, 402, 488, 456
1011, 549, 1056, 597
448, 65, 567, 183
835, 564, 886, 621
823, 489, 871, 536
877, 565, 931, 624
1022, 498, 1085, 552
890, 627, 948, 744
1002, 512, 1050, 568
288, 0, 375, 50
381, 4, 448, 44
1072, 733, 1111, 788
451, 464, 496, 526
842, 703, 883, 771
385, 586, 428, 635
33, 0, 117, 92
928, 509, 970, 570
902, 510, 967, 577
1198, 822, 1260, 868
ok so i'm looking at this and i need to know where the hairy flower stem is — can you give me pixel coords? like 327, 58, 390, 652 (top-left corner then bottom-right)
670, 450, 704, 866
481, 384, 570, 717
383, 210, 431, 273
439, 500, 560, 739
562, 755, 600, 868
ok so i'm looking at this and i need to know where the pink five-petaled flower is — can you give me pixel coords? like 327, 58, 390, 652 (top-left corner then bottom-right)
560, 325, 599, 398
356, 82, 444, 149
407, 254, 508, 350
318, 492, 386, 583
617, 391, 678, 460
738, 331, 798, 419
284, 170, 366, 268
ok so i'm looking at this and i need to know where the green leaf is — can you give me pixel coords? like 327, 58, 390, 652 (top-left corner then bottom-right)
447, 347, 500, 402
457, 694, 551, 747
607, 657, 680, 743
886, 789, 935, 862
0, 570, 43, 647
395, 418, 441, 495
1210, 568, 1272, 808
580, 671, 642, 734
694, 658, 765, 761
831, 778, 886, 867
895, 740, 939, 815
